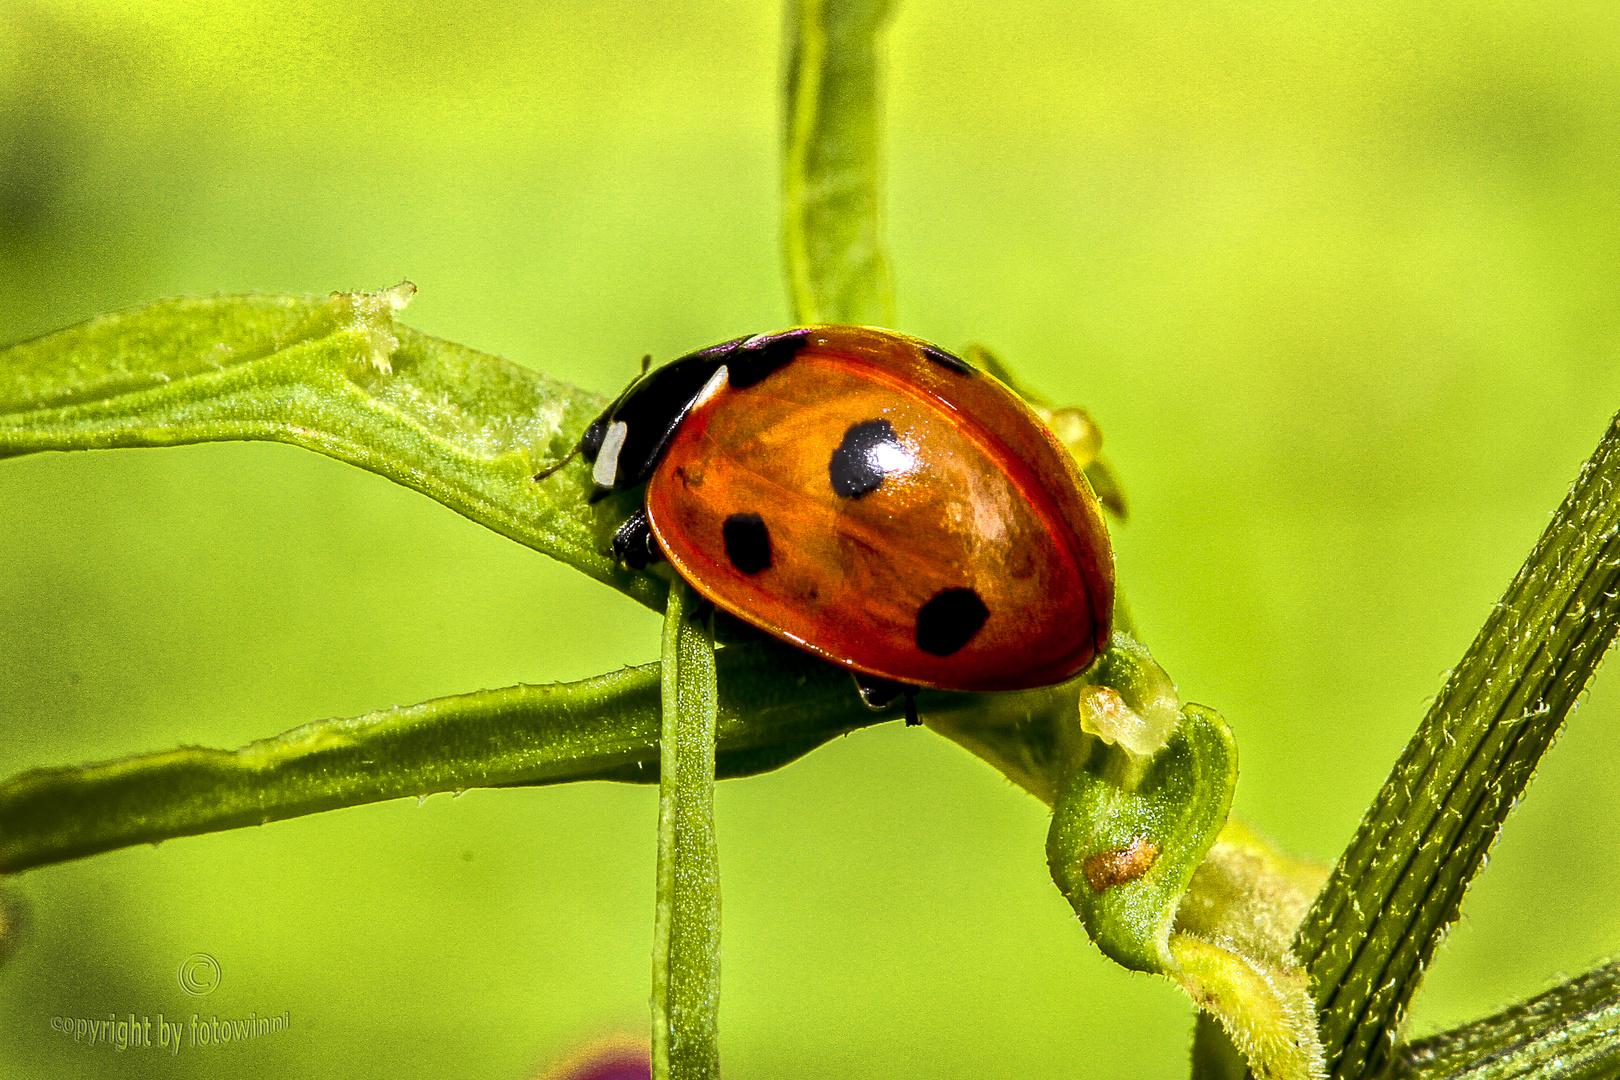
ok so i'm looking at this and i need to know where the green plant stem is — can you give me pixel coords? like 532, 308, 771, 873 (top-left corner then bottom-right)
0, 641, 896, 876
652, 582, 722, 1080
782, 0, 896, 326
0, 634, 1106, 879
1392, 959, 1620, 1080
1295, 411, 1620, 1079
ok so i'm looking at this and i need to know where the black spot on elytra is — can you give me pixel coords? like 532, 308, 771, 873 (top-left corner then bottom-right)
920, 344, 974, 376
915, 588, 989, 657
829, 418, 899, 499
722, 513, 772, 575
728, 332, 808, 388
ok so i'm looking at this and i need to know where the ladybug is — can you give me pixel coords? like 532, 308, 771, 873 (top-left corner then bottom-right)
548, 326, 1114, 722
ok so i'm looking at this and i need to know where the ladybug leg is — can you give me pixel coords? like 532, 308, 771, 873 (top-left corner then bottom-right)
852, 674, 923, 726
852, 672, 902, 709
851, 672, 916, 725
532, 441, 581, 482
612, 506, 665, 570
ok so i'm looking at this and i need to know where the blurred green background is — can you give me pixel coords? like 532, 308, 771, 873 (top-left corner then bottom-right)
3, 1, 1619, 1076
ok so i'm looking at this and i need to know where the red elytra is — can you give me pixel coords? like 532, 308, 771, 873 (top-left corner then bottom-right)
579, 325, 1114, 694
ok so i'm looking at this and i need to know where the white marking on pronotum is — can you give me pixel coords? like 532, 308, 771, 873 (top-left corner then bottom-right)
693, 364, 729, 409
593, 421, 629, 488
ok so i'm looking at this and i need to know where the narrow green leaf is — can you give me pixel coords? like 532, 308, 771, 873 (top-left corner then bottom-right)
782, 0, 897, 325
0, 287, 660, 607
0, 618, 1138, 877
652, 582, 722, 1080
1296, 411, 1620, 1079
1392, 959, 1620, 1080
0, 640, 898, 876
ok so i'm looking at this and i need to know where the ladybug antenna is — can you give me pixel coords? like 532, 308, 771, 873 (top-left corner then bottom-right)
533, 439, 583, 482
640, 353, 652, 376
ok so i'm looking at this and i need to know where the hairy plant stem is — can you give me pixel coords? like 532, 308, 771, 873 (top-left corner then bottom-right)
1296, 410, 1620, 1079
1393, 958, 1620, 1080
